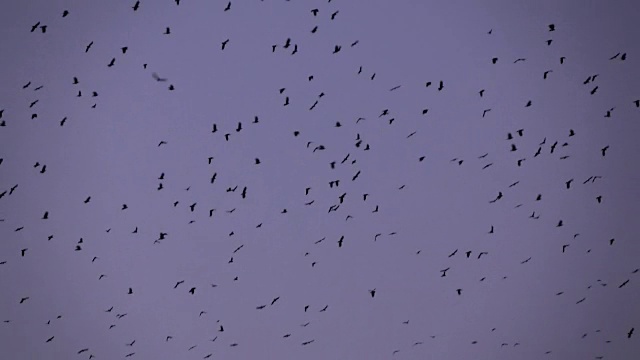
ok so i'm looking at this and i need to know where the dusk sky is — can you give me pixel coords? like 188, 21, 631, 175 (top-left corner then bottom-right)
1, 0, 639, 359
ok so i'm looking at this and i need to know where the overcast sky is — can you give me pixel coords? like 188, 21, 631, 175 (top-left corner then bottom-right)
1, 0, 639, 359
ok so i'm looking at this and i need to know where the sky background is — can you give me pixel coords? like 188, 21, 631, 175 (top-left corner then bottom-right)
1, 0, 639, 359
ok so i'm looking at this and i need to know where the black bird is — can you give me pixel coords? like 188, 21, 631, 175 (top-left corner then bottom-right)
560, 56, 566, 64
42, 211, 48, 219
132, 1, 140, 11
121, 47, 128, 54
331, 10, 339, 20
492, 57, 498, 64
189, 287, 196, 294
128, 288, 133, 294
224, 1, 231, 11
629, 327, 635, 338
31, 22, 40, 32
456, 289, 462, 295
438, 81, 444, 91
601, 146, 609, 156
338, 236, 344, 247
369, 289, 376, 298
108, 58, 115, 67
152, 73, 167, 82
85, 42, 94, 53
566, 179, 574, 189
333, 45, 341, 53
634, 100, 639, 107
311, 8, 319, 16
221, 39, 229, 50
46, 336, 54, 343
271, 297, 280, 305
590, 86, 598, 95
174, 280, 184, 289
548, 24, 555, 31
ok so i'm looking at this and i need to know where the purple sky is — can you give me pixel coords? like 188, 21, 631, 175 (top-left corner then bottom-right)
1, 0, 639, 359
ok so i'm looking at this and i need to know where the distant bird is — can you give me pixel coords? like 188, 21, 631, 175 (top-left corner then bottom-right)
224, 1, 231, 11
369, 289, 376, 298
560, 56, 566, 64
46, 336, 54, 343
333, 45, 341, 53
601, 145, 609, 156
629, 327, 635, 338
174, 280, 184, 289
152, 73, 167, 82
548, 24, 555, 31
271, 297, 280, 305
132, 1, 140, 11
221, 39, 229, 50
128, 288, 133, 294
189, 287, 196, 294
566, 179, 574, 189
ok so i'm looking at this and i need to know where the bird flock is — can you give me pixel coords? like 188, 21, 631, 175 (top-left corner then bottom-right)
0, 1, 639, 359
